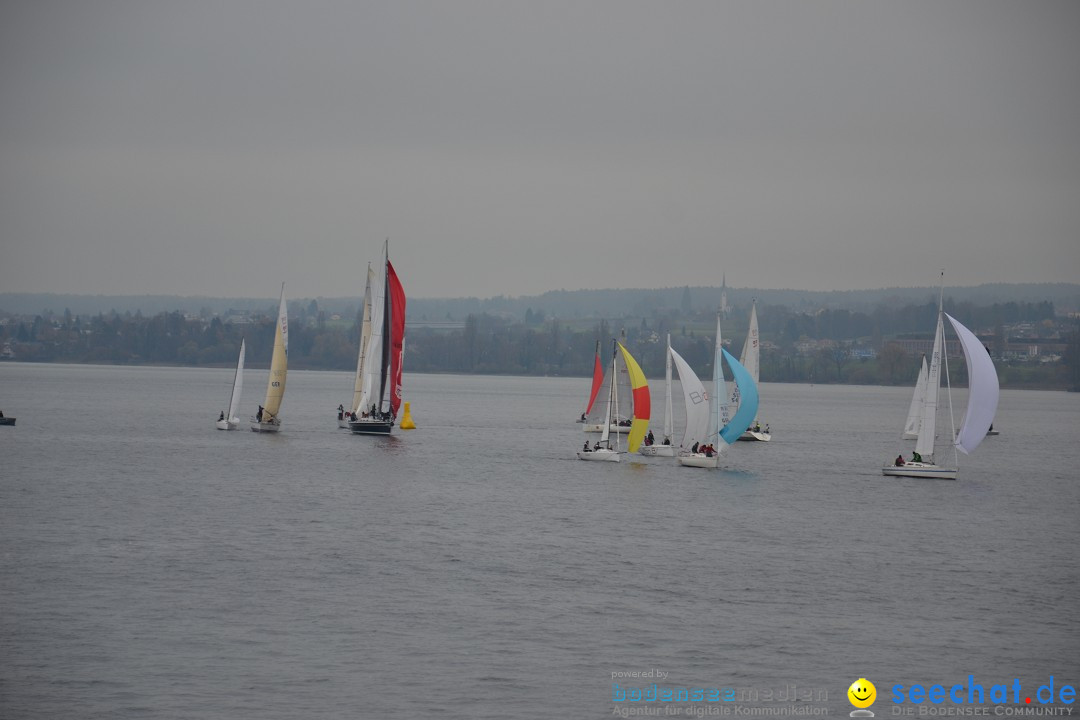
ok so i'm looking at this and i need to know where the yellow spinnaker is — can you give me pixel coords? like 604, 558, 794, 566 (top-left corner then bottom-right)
617, 342, 651, 453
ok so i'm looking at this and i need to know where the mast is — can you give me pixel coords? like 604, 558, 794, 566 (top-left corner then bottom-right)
663, 334, 673, 441
939, 271, 960, 469
378, 240, 391, 413
712, 312, 726, 442
600, 339, 616, 448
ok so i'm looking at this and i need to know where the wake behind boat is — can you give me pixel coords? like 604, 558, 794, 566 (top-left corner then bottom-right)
251, 284, 288, 433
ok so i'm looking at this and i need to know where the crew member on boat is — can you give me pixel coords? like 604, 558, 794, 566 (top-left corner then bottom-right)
895, 454, 905, 466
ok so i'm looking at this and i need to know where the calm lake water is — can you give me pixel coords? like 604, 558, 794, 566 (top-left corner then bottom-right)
1, 362, 1078, 719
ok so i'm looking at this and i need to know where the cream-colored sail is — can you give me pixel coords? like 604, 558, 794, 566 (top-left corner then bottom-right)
351, 264, 374, 415
262, 284, 288, 419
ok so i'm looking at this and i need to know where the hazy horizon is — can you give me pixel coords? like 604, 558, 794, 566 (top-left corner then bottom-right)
3, 1, 1078, 300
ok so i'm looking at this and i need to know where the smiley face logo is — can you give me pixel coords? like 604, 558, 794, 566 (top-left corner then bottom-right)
848, 678, 877, 709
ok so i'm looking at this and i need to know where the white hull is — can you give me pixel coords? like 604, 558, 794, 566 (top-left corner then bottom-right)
986, 430, 999, 436
678, 453, 720, 469
250, 419, 281, 433
577, 449, 620, 462
881, 462, 957, 480
638, 445, 676, 457
737, 430, 771, 442
216, 418, 240, 431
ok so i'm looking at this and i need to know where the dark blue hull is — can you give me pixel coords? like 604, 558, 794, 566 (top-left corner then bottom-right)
349, 420, 393, 435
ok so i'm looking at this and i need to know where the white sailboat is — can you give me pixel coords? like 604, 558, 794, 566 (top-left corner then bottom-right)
578, 341, 622, 462
350, 240, 406, 436
339, 264, 375, 428
735, 300, 771, 441
216, 338, 245, 430
882, 277, 999, 480
639, 333, 676, 457
902, 354, 929, 439
583, 333, 634, 433
679, 313, 759, 469
578, 341, 651, 462
251, 284, 288, 433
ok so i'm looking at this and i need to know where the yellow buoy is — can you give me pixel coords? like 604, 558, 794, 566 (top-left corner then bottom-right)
399, 401, 416, 430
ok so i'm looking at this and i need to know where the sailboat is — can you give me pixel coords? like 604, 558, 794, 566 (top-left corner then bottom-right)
679, 313, 759, 469
583, 332, 634, 433
350, 240, 406, 435
902, 354, 929, 439
578, 340, 603, 424
882, 277, 999, 480
339, 264, 375, 428
578, 341, 650, 461
251, 284, 288, 433
735, 300, 771, 441
216, 338, 245, 430
639, 334, 676, 456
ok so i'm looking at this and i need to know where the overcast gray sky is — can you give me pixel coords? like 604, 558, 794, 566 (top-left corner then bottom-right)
1, 1, 1078, 300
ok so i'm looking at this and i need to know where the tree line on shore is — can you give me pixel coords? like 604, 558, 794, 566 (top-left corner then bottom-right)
2, 299, 1077, 390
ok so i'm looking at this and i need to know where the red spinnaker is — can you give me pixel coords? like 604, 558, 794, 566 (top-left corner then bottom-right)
585, 346, 603, 416
387, 260, 406, 418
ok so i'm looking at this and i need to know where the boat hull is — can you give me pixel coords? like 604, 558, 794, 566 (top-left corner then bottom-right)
638, 445, 675, 457
350, 419, 394, 435
737, 430, 771, 442
577, 449, 620, 462
216, 418, 239, 431
881, 462, 957, 480
678, 453, 720, 469
337, 417, 351, 429
0, 417, 15, 426
250, 419, 282, 433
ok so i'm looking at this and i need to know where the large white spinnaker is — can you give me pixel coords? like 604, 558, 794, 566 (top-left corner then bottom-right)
670, 346, 709, 450
946, 313, 999, 455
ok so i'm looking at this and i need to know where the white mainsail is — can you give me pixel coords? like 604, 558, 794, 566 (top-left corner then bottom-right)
226, 339, 245, 423
351, 264, 375, 415
359, 248, 387, 416
903, 354, 928, 439
670, 346, 709, 449
914, 312, 944, 462
740, 302, 761, 386
946, 313, 1000, 454
262, 284, 288, 419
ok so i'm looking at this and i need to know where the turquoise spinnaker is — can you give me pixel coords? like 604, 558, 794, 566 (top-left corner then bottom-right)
719, 348, 758, 445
